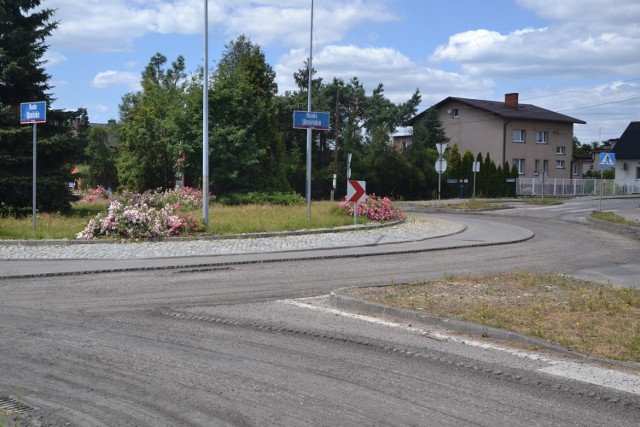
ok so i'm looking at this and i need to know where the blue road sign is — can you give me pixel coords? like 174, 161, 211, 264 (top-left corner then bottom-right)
599, 152, 616, 167
20, 101, 47, 124
293, 110, 330, 130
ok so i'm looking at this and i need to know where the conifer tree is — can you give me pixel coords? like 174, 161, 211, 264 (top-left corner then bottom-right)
0, 0, 85, 213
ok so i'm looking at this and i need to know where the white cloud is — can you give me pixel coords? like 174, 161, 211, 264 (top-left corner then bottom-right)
92, 71, 141, 91
276, 44, 493, 106
45, 0, 394, 52
430, 1, 640, 78
43, 50, 68, 66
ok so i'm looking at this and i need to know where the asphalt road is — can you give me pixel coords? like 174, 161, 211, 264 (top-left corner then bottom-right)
1, 197, 639, 426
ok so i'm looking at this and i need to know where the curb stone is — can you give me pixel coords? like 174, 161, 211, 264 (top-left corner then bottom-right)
329, 287, 640, 371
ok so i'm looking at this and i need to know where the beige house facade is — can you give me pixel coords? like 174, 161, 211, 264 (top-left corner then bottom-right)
409, 93, 586, 179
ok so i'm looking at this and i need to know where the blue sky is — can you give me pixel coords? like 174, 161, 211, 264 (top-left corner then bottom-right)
41, 0, 640, 144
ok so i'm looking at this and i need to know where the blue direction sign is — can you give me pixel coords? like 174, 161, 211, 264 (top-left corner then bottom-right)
20, 101, 47, 124
599, 152, 616, 167
293, 110, 330, 130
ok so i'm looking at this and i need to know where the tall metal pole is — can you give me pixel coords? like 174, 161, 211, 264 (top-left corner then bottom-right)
32, 123, 37, 233
305, 0, 314, 220
202, 0, 210, 226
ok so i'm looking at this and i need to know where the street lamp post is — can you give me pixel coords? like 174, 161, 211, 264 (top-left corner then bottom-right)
305, 0, 314, 220
202, 0, 210, 226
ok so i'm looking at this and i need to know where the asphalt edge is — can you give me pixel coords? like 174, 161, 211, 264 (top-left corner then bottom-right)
0, 220, 405, 246
586, 216, 640, 240
0, 223, 536, 280
329, 287, 640, 371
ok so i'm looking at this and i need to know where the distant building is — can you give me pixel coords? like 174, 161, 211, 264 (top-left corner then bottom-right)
408, 93, 586, 179
612, 122, 640, 181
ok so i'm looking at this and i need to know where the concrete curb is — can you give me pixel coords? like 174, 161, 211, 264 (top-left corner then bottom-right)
586, 216, 640, 240
329, 287, 640, 370
0, 220, 404, 246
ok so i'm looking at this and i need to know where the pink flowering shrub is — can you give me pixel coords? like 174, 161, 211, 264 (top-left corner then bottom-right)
81, 185, 111, 203
76, 199, 201, 240
118, 187, 207, 211
338, 194, 404, 222
76, 188, 208, 239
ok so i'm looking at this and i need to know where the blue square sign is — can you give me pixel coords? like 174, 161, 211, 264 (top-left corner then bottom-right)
599, 152, 615, 167
20, 101, 47, 124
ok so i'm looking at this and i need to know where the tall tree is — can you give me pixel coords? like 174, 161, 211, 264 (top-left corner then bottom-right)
85, 122, 118, 190
0, 1, 85, 213
118, 53, 187, 191
208, 35, 289, 195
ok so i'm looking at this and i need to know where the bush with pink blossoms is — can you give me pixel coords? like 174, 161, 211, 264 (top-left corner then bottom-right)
76, 198, 202, 240
80, 185, 112, 203
338, 194, 404, 222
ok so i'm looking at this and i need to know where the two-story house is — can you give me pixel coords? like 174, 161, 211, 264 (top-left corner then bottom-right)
408, 93, 586, 179
612, 122, 640, 182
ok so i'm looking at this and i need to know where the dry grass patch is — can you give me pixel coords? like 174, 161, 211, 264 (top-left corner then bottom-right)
345, 272, 640, 362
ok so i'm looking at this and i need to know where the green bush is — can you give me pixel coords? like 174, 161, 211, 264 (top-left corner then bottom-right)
218, 192, 304, 206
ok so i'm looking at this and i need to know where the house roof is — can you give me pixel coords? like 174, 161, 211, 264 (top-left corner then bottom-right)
408, 96, 586, 125
612, 122, 640, 159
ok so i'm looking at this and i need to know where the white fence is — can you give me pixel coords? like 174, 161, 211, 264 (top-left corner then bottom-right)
516, 178, 640, 196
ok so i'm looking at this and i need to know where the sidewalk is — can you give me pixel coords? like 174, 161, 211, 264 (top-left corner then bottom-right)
0, 217, 463, 261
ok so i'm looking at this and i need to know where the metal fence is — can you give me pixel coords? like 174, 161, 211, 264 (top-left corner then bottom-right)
516, 178, 640, 196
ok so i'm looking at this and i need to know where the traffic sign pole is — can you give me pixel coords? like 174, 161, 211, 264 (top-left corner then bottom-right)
32, 123, 37, 233
21, 101, 47, 234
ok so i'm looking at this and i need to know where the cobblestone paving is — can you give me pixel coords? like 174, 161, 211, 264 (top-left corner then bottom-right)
0, 217, 462, 260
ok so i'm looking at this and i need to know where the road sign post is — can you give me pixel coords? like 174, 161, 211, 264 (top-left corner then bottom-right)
435, 143, 448, 206
293, 109, 331, 220
347, 180, 366, 225
20, 101, 47, 234
472, 161, 480, 198
598, 152, 616, 211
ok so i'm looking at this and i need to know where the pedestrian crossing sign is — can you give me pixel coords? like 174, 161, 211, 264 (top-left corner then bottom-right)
599, 152, 616, 167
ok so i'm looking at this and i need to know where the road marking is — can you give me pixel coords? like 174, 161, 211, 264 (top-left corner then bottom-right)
281, 296, 640, 395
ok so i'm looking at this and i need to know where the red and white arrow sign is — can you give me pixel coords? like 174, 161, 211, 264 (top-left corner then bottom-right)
347, 180, 366, 203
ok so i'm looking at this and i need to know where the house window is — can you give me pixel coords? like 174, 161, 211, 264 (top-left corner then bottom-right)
556, 146, 565, 155
512, 130, 526, 143
402, 141, 411, 150
572, 162, 579, 176
451, 108, 459, 118
556, 160, 565, 169
536, 131, 549, 144
543, 160, 549, 174
636, 167, 640, 180
513, 159, 525, 175
534, 159, 540, 176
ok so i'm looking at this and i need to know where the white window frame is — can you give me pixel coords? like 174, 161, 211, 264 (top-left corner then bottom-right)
452, 108, 459, 119
513, 159, 525, 175
512, 130, 526, 143
534, 159, 540, 176
536, 131, 549, 144
572, 162, 579, 176
555, 146, 565, 155
556, 160, 565, 169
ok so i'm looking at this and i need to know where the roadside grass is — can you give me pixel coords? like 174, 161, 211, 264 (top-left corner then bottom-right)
520, 196, 568, 205
591, 210, 640, 227
0, 201, 366, 239
344, 271, 640, 362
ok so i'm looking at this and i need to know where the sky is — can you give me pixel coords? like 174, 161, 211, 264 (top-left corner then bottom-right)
39, 0, 640, 144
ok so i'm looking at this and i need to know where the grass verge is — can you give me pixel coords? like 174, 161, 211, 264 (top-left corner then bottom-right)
590, 210, 640, 227
344, 271, 640, 362
0, 201, 366, 240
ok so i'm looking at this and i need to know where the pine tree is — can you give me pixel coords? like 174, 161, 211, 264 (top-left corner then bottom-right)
0, 1, 85, 213
208, 35, 289, 195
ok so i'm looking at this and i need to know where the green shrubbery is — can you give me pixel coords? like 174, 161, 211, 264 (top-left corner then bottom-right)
217, 192, 305, 206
